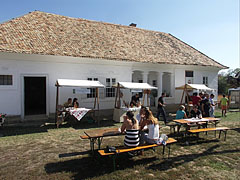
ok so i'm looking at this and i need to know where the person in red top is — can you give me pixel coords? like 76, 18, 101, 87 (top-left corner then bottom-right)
191, 92, 202, 107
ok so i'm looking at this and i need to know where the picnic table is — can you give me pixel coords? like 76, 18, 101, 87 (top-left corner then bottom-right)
84, 128, 122, 153
173, 117, 221, 135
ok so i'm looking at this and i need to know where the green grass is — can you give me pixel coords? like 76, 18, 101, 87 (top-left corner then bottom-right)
0, 110, 239, 180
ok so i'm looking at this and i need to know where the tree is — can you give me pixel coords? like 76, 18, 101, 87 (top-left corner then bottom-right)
218, 68, 240, 94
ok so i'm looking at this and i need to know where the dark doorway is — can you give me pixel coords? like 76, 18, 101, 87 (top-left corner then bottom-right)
24, 77, 46, 115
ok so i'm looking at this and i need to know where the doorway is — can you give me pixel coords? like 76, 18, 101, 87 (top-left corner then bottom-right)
24, 77, 46, 115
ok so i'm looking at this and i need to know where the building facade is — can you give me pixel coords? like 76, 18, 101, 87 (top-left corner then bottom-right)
0, 11, 226, 120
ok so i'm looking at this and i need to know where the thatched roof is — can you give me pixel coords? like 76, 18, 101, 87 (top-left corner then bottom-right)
0, 11, 227, 69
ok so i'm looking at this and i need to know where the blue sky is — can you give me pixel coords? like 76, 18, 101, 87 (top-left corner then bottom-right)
0, 0, 239, 72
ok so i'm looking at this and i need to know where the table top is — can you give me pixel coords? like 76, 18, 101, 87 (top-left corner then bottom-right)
173, 117, 221, 124
84, 127, 121, 138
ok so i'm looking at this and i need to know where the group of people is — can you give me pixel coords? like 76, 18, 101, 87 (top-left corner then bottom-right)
63, 98, 79, 109
120, 106, 161, 152
175, 92, 229, 119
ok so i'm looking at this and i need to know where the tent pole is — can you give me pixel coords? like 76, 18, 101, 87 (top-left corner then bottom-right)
55, 85, 59, 125
114, 83, 120, 108
96, 88, 100, 126
180, 84, 186, 104
94, 88, 97, 109
147, 92, 149, 107
143, 92, 145, 106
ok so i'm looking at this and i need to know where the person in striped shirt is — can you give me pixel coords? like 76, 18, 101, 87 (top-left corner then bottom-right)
120, 111, 140, 147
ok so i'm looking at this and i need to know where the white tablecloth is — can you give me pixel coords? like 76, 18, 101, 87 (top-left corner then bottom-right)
66, 108, 91, 121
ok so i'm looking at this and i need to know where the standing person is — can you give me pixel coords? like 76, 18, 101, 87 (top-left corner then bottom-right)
209, 94, 216, 117
220, 94, 229, 117
191, 92, 202, 107
120, 111, 139, 147
131, 93, 140, 106
156, 93, 167, 124
140, 108, 160, 145
201, 93, 211, 117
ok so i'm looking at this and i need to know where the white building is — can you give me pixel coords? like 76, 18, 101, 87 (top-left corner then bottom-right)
0, 11, 227, 120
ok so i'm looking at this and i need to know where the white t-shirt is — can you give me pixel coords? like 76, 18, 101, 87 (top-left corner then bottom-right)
147, 124, 159, 139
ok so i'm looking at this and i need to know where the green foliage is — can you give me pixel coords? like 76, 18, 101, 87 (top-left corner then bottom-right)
218, 68, 240, 94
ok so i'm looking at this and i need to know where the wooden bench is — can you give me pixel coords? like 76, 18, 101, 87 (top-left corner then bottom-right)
188, 127, 230, 141
80, 135, 89, 140
98, 138, 177, 171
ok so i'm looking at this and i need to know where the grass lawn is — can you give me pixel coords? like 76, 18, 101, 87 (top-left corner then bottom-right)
0, 110, 239, 180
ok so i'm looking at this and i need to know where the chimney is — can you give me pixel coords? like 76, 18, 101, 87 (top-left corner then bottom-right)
129, 23, 137, 27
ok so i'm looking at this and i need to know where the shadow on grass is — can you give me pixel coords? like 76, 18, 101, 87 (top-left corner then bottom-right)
45, 153, 157, 180
232, 128, 240, 133
59, 150, 91, 158
147, 144, 240, 171
0, 124, 56, 137
0, 118, 119, 137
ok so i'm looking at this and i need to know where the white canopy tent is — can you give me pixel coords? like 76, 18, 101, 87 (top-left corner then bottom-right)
55, 79, 105, 125
175, 84, 215, 108
175, 84, 215, 91
114, 82, 157, 108
56, 79, 105, 88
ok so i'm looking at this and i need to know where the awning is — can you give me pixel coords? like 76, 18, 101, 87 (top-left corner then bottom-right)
175, 84, 214, 91
56, 79, 105, 88
228, 87, 240, 91
117, 82, 157, 90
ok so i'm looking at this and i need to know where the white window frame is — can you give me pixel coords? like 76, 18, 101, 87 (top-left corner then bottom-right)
105, 78, 116, 98
87, 78, 98, 98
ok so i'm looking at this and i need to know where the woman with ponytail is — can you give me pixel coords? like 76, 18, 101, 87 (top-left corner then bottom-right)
140, 108, 160, 144
120, 111, 139, 147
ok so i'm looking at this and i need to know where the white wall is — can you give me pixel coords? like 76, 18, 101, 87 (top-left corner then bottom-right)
0, 52, 221, 117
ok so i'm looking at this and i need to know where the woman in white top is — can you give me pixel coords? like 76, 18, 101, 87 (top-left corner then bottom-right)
139, 108, 160, 144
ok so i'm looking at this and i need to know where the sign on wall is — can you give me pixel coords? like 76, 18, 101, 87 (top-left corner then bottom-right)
73, 88, 90, 94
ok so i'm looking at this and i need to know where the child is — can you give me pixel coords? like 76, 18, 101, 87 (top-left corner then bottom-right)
220, 94, 229, 117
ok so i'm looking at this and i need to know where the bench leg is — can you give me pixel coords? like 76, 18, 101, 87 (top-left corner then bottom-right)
168, 145, 171, 159
112, 155, 116, 171
224, 130, 227, 141
219, 130, 222, 139
162, 145, 165, 156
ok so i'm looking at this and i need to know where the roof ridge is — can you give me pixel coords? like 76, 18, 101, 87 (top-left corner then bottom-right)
168, 33, 228, 69
25, 11, 169, 35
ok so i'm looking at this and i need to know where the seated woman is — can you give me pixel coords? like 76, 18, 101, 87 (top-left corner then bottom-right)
190, 105, 202, 118
120, 111, 140, 147
139, 108, 160, 145
72, 98, 79, 108
176, 105, 188, 119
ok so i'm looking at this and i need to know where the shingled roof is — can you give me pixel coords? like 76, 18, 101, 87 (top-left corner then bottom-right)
0, 11, 227, 69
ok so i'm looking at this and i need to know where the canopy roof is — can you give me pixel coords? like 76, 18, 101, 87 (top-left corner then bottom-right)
56, 79, 105, 88
175, 84, 214, 91
228, 87, 240, 91
117, 82, 157, 90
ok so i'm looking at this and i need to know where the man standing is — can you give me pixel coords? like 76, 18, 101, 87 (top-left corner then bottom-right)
131, 93, 140, 106
201, 93, 211, 117
156, 93, 167, 124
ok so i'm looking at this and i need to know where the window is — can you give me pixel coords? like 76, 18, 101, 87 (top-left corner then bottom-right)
185, 71, 194, 77
203, 76, 208, 86
152, 80, 157, 87
0, 75, 13, 85
87, 78, 98, 98
106, 78, 116, 97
